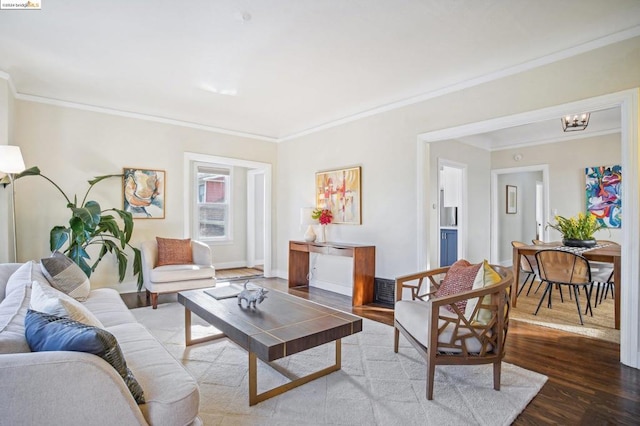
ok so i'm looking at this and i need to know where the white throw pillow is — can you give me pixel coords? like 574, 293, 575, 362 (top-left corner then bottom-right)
5, 261, 50, 296
30, 281, 103, 328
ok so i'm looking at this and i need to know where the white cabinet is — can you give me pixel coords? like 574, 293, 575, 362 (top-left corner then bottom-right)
442, 167, 461, 207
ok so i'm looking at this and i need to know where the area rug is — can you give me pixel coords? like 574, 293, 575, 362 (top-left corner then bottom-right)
510, 283, 619, 344
132, 302, 547, 426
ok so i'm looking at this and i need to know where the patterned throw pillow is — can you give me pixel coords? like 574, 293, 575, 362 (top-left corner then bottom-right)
156, 237, 193, 266
40, 252, 90, 301
464, 260, 504, 324
436, 259, 482, 313
30, 281, 104, 328
25, 309, 145, 404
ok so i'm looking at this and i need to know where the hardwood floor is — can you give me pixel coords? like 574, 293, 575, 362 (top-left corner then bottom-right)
122, 277, 640, 425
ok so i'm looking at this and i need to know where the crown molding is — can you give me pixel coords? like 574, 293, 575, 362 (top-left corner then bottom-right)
0, 71, 17, 96
11, 92, 278, 143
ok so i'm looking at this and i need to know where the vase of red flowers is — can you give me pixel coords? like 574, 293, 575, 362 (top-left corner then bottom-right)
312, 208, 333, 242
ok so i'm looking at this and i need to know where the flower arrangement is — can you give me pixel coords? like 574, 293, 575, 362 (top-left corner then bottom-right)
547, 212, 604, 240
312, 208, 333, 225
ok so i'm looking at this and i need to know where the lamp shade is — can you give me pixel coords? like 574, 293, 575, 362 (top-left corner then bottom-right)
0, 146, 26, 174
300, 207, 318, 226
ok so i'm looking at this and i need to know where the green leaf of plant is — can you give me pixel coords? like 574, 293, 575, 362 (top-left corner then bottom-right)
50, 226, 69, 252
88, 174, 123, 186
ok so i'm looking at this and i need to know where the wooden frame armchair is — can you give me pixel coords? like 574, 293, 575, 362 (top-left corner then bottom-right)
393, 264, 513, 400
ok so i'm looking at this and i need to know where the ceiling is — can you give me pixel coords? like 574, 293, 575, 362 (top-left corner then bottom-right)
0, 1, 639, 142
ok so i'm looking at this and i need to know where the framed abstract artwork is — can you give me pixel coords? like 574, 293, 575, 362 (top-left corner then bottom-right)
315, 166, 361, 224
506, 185, 517, 214
123, 168, 165, 219
586, 165, 621, 228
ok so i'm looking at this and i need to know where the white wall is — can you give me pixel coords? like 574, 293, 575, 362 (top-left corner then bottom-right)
12, 100, 277, 292
492, 133, 622, 245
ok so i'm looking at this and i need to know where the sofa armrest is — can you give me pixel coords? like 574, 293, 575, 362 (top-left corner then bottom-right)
191, 240, 212, 265
0, 351, 147, 426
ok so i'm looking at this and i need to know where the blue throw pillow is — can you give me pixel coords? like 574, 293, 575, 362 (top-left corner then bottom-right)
25, 309, 145, 404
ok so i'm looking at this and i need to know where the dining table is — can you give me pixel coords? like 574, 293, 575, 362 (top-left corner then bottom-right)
512, 242, 622, 329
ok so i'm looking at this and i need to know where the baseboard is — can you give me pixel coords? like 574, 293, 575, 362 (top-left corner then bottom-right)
214, 260, 248, 270
309, 279, 352, 297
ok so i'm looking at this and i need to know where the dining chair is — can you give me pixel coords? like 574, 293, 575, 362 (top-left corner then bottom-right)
511, 241, 540, 297
589, 240, 619, 307
531, 239, 545, 245
534, 249, 594, 325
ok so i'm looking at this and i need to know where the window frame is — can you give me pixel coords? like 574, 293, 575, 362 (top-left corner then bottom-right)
192, 161, 233, 243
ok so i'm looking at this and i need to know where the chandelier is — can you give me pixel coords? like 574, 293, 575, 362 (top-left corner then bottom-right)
561, 113, 590, 132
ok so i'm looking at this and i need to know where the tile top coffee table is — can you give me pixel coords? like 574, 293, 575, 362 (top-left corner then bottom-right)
177, 285, 363, 405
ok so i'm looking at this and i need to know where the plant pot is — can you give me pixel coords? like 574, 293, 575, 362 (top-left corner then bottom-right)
562, 238, 597, 248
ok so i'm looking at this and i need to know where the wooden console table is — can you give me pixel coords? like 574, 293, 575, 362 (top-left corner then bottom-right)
288, 241, 376, 306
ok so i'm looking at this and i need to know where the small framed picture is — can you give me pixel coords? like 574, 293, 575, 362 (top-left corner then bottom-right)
506, 185, 517, 214
123, 168, 165, 219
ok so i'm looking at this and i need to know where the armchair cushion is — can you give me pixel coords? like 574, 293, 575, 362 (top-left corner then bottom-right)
436, 259, 482, 313
40, 252, 90, 302
156, 237, 193, 266
395, 300, 485, 353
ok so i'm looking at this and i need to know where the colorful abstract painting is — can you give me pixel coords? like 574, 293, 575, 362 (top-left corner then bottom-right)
315, 166, 361, 224
585, 165, 621, 228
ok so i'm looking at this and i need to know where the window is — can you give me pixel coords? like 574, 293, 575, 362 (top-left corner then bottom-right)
193, 163, 232, 241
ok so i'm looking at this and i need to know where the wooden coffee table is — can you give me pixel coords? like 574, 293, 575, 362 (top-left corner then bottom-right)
177, 286, 363, 405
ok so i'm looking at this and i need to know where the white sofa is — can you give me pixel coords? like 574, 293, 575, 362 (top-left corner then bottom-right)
0, 262, 201, 426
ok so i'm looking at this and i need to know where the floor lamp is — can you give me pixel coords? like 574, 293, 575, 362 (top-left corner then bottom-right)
0, 146, 26, 262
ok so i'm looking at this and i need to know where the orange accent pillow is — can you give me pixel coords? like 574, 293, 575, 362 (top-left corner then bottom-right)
156, 237, 193, 266
436, 259, 482, 313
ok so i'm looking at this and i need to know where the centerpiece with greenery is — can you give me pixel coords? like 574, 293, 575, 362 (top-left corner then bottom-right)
547, 212, 604, 248
1, 166, 142, 288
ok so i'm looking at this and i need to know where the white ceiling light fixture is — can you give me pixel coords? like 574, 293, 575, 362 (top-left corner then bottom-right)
561, 113, 590, 132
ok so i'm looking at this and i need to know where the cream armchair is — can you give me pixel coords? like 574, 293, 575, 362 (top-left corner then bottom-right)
141, 239, 216, 309
394, 264, 512, 400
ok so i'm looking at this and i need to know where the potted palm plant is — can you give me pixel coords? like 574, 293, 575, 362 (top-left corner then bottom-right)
1, 166, 142, 288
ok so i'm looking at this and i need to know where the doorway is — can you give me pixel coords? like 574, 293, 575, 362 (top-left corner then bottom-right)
490, 165, 549, 265
438, 161, 465, 266
417, 89, 640, 368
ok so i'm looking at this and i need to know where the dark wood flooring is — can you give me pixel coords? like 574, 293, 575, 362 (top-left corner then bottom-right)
122, 277, 640, 425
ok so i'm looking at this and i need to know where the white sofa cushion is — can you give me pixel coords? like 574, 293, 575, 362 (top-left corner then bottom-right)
149, 264, 215, 283
30, 281, 104, 328
0, 263, 21, 300
108, 323, 200, 426
82, 288, 138, 328
5, 261, 49, 296
0, 282, 32, 353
